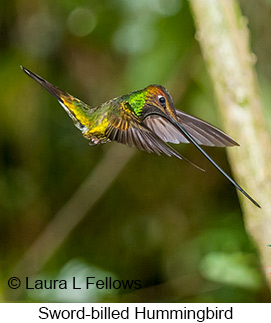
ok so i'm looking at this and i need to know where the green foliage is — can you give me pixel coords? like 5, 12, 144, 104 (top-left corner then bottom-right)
0, 0, 270, 302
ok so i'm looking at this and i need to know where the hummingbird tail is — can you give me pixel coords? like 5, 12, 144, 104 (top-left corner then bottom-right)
21, 66, 91, 132
20, 66, 68, 103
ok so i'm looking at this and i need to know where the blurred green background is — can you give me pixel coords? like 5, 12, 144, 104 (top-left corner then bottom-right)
0, 0, 271, 302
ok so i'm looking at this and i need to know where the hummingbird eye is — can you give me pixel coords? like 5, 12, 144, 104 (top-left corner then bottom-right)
158, 95, 166, 107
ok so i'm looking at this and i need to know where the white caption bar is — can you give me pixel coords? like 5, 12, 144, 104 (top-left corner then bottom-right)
0, 303, 267, 322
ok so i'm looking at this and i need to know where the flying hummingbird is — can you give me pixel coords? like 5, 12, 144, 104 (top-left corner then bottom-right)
21, 66, 260, 208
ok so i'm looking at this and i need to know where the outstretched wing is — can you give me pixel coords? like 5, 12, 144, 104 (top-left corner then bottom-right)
105, 106, 204, 170
144, 109, 239, 147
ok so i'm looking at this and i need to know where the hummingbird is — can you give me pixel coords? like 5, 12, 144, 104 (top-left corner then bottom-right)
21, 66, 260, 208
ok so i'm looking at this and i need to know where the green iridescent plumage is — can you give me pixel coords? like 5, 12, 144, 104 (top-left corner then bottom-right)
128, 89, 147, 117
21, 66, 260, 208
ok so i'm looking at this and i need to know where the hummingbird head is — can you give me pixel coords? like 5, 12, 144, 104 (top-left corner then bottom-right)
128, 85, 177, 120
143, 85, 177, 119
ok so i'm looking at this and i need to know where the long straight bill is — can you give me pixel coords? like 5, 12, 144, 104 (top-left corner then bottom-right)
168, 117, 261, 208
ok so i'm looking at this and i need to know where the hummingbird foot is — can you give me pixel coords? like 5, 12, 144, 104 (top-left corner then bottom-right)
88, 136, 110, 145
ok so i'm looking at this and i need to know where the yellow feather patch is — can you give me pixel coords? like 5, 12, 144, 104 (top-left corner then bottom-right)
85, 117, 109, 135
61, 96, 92, 127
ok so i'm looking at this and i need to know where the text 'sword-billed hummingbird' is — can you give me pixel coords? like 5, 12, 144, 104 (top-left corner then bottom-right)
21, 66, 260, 208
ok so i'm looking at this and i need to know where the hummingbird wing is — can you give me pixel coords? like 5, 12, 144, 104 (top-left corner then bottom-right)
144, 110, 238, 147
162, 114, 261, 208
105, 109, 204, 171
